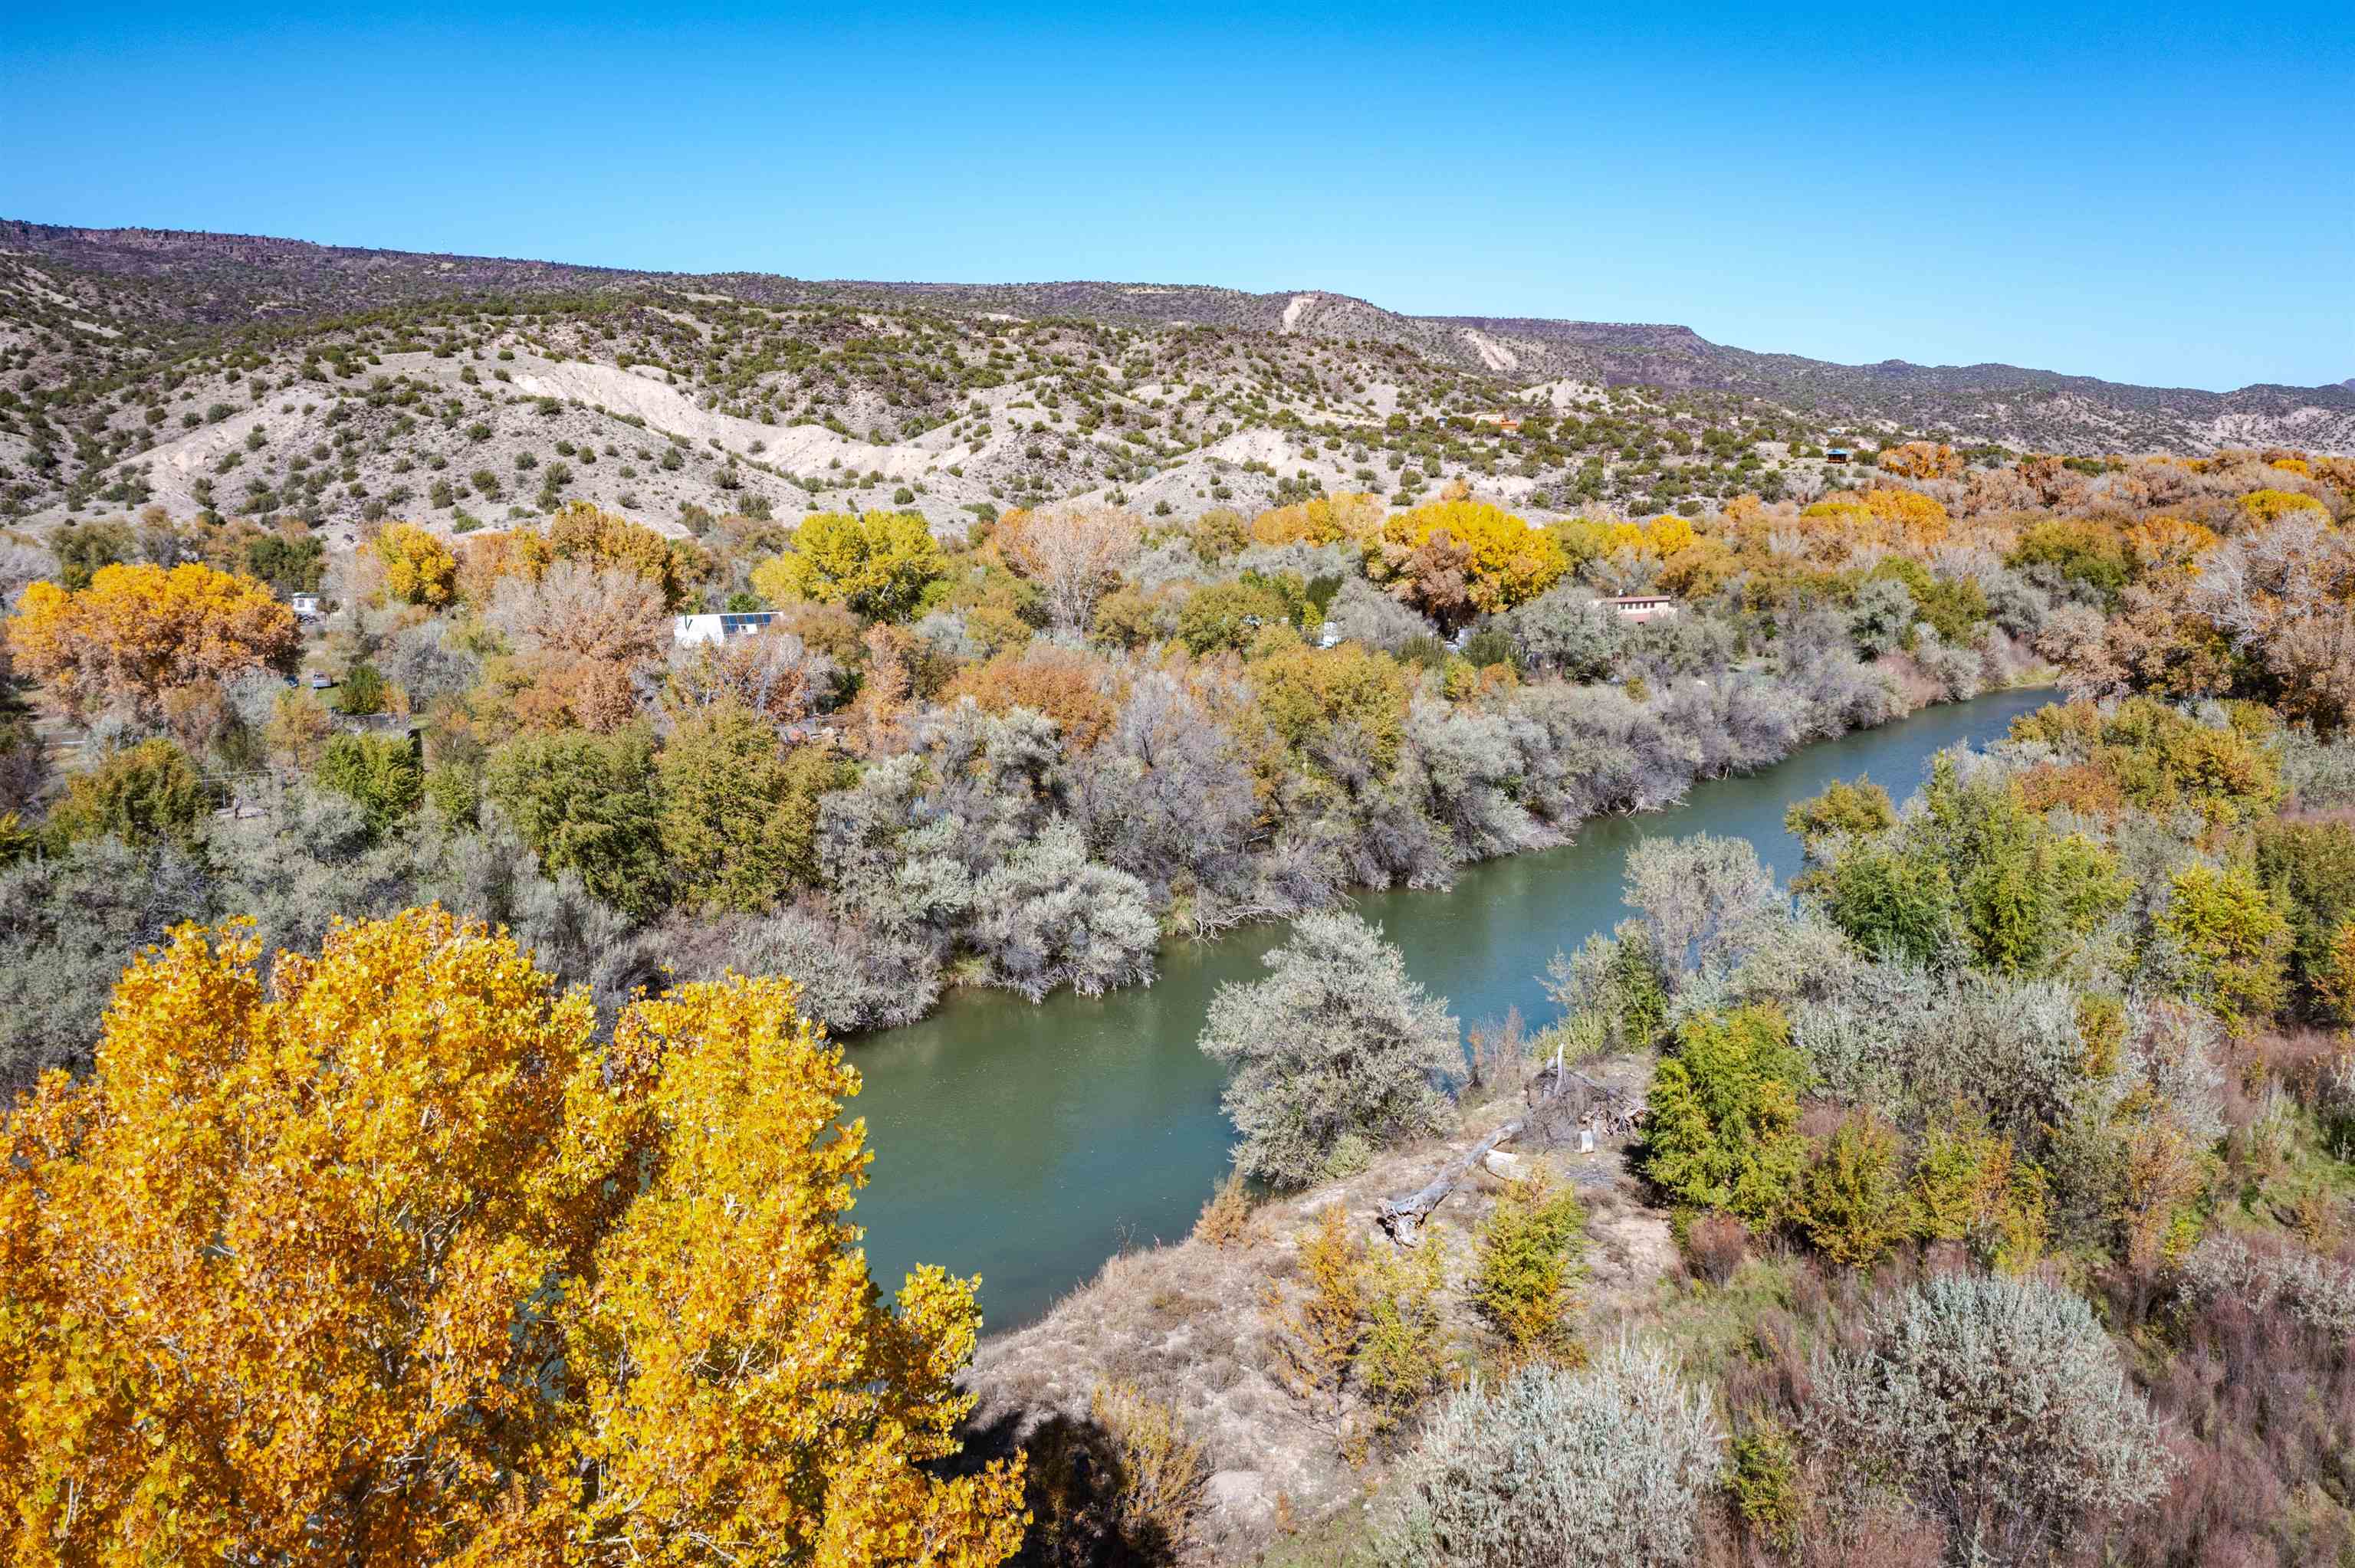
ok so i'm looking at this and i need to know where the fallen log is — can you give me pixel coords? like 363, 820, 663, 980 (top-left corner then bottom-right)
1375, 1117, 1525, 1244
1379, 1050, 1638, 1242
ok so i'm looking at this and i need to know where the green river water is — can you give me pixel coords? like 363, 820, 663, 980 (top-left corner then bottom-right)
848, 687, 2054, 1333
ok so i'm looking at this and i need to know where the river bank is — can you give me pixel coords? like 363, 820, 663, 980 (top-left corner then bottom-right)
850, 684, 2058, 1332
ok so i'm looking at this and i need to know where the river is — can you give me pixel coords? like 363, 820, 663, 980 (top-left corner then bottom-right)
848, 687, 2053, 1333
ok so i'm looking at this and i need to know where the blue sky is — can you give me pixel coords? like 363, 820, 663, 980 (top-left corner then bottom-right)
4, 1, 2349, 391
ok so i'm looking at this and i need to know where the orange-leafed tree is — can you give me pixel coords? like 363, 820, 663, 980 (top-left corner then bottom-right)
6, 560, 299, 722
1877, 441, 1963, 481
941, 643, 1119, 750
0, 908, 1026, 1565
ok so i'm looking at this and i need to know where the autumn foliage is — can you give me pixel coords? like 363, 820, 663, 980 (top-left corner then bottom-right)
373, 520, 458, 606
1366, 498, 1566, 631
1249, 491, 1384, 547
754, 509, 946, 621
0, 908, 1026, 1564
6, 560, 299, 721
1875, 441, 1962, 481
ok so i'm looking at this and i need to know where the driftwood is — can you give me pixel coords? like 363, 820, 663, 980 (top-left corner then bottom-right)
1379, 1058, 1644, 1243
1375, 1118, 1525, 1245
1525, 1061, 1631, 1107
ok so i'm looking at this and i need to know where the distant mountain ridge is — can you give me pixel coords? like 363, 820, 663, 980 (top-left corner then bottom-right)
5, 218, 2350, 457
5, 216, 2355, 466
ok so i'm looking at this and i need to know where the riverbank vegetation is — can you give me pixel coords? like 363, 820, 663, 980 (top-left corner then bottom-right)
2, 447, 2352, 1563
12, 444, 2342, 1091
986, 681, 2355, 1566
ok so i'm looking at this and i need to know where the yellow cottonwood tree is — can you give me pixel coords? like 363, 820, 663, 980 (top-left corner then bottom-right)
754, 510, 946, 621
0, 908, 1025, 1566
373, 520, 459, 606
1249, 492, 1384, 547
6, 560, 299, 721
1366, 498, 1565, 630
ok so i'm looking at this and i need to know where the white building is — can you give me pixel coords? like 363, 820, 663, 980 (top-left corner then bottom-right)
1589, 594, 1679, 624
673, 610, 780, 645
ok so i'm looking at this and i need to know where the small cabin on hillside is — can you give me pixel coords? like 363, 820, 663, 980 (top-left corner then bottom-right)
674, 610, 780, 645
1825, 448, 1852, 465
1590, 594, 1680, 624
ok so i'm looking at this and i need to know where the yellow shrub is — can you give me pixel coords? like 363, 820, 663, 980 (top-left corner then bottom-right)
1250, 492, 1384, 546
2238, 487, 2327, 523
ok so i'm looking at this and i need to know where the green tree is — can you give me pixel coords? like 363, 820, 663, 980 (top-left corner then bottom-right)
47, 739, 206, 850
1641, 1005, 1810, 1225
245, 535, 326, 595
1175, 579, 1291, 655
1795, 1111, 1913, 1267
314, 733, 424, 835
657, 704, 842, 913
2008, 518, 2130, 607
1813, 759, 2127, 976
1785, 776, 1897, 851
2254, 818, 2355, 1017
1813, 845, 1955, 965
332, 661, 387, 716
1470, 1173, 1586, 1364
422, 761, 481, 826
51, 520, 133, 592
1250, 636, 1411, 773
2159, 862, 2291, 1025
486, 727, 668, 915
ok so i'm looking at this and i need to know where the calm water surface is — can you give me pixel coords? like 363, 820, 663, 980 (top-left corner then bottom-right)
849, 687, 2053, 1331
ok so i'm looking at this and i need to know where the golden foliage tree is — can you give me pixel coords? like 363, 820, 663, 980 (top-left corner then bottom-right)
373, 521, 458, 606
1250, 635, 1411, 773
2235, 487, 2328, 524
1249, 492, 1384, 547
753, 510, 946, 622
6, 560, 299, 721
527, 500, 701, 607
0, 909, 1026, 1564
1366, 499, 1565, 631
1876, 441, 1963, 481
1798, 487, 1952, 553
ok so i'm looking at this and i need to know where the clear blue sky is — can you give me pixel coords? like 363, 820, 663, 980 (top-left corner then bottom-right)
5, 1, 2350, 391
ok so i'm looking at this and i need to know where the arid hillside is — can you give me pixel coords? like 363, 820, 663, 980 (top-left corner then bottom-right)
5, 219, 2349, 537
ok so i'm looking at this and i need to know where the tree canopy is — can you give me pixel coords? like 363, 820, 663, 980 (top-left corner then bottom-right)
7, 561, 299, 721
0, 907, 1026, 1563
754, 510, 946, 621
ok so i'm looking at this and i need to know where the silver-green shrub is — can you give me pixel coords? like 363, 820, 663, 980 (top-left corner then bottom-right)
1198, 910, 1459, 1186
1381, 1340, 1723, 1567
1812, 1273, 2173, 1563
